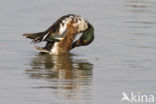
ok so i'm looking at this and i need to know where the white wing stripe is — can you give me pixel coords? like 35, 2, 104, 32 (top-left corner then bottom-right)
42, 32, 49, 41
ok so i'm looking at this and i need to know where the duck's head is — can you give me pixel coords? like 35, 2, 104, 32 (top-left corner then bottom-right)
72, 22, 94, 49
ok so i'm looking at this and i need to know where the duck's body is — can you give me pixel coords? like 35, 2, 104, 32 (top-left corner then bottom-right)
23, 14, 94, 55
50, 22, 78, 55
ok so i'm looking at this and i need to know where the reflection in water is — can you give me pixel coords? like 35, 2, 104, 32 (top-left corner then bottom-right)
25, 53, 93, 102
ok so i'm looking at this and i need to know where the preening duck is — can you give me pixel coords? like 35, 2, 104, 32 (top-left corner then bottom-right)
23, 14, 94, 55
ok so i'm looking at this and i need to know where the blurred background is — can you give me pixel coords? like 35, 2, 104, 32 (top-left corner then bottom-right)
0, 0, 156, 104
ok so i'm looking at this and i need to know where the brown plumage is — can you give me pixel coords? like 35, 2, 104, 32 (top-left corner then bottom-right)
54, 22, 78, 54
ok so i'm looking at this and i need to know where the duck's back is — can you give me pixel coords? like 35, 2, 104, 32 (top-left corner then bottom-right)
47, 14, 88, 35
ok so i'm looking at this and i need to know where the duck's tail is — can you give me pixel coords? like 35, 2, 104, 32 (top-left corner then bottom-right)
23, 30, 48, 44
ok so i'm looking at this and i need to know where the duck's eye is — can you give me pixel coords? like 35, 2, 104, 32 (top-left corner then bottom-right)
83, 40, 87, 43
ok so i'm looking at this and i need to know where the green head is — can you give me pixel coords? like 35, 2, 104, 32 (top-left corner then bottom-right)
72, 22, 94, 49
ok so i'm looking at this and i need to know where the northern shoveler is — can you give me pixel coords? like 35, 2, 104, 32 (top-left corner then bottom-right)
23, 14, 94, 55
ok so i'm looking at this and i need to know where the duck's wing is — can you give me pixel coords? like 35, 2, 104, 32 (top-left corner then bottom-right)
44, 30, 68, 43
36, 30, 68, 53
23, 30, 61, 44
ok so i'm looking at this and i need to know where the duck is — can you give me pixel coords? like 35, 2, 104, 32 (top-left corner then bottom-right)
23, 14, 94, 55
71, 22, 94, 49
